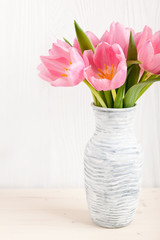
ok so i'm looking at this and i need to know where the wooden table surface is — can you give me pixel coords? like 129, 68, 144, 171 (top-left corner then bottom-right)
0, 188, 159, 240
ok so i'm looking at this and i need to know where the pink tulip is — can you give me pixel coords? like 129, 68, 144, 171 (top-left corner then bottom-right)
73, 31, 100, 53
38, 40, 85, 86
101, 22, 131, 57
83, 42, 127, 91
134, 26, 152, 52
135, 26, 160, 74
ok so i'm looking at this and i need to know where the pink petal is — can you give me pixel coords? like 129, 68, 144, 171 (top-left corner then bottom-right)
93, 42, 120, 69
108, 22, 130, 56
73, 38, 80, 52
134, 32, 142, 48
148, 53, 160, 74
38, 64, 61, 83
70, 48, 84, 64
90, 76, 111, 91
49, 40, 70, 59
100, 30, 109, 42
138, 40, 154, 72
50, 77, 75, 87
84, 65, 109, 90
84, 65, 98, 82
152, 31, 160, 54
137, 26, 152, 51
83, 50, 94, 67
56, 39, 71, 49
39, 62, 84, 87
68, 62, 85, 85
110, 61, 127, 89
84, 71, 111, 91
38, 40, 85, 87
112, 43, 126, 62
139, 68, 144, 81
40, 56, 69, 73
84, 53, 127, 91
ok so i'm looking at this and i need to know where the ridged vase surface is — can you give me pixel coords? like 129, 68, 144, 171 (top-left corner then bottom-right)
84, 104, 142, 228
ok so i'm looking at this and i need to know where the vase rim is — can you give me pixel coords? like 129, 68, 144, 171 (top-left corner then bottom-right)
91, 103, 137, 112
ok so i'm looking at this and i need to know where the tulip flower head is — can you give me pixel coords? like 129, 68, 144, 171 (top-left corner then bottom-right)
83, 42, 127, 91
38, 40, 85, 87
135, 26, 160, 74
101, 22, 131, 57
38, 21, 160, 108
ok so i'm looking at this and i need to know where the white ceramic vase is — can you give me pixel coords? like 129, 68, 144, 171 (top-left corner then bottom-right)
84, 104, 142, 228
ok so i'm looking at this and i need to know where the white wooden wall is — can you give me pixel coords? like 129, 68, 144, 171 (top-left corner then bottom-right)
0, 0, 160, 188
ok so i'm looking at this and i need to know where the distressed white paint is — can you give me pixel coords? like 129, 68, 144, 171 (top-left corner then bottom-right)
0, 0, 159, 188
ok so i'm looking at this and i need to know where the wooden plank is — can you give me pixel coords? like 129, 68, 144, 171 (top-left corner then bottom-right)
0, 188, 159, 239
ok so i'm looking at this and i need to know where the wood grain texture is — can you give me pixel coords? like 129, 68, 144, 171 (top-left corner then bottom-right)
0, 0, 160, 187
0, 188, 159, 239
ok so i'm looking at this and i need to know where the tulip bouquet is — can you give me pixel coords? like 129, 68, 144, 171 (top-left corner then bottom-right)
38, 21, 160, 108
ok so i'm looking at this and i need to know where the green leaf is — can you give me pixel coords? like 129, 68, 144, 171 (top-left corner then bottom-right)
74, 20, 94, 53
104, 91, 113, 108
92, 94, 102, 107
127, 65, 134, 76
63, 38, 72, 46
127, 60, 142, 67
113, 64, 133, 108
114, 84, 125, 108
137, 74, 160, 99
124, 78, 160, 108
127, 31, 137, 61
125, 64, 140, 93
83, 79, 107, 108
99, 91, 108, 107
125, 31, 140, 93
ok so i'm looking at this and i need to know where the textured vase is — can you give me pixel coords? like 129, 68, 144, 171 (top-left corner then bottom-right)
84, 104, 142, 228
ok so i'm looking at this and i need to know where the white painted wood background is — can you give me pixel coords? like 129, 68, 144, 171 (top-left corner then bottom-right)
0, 0, 160, 188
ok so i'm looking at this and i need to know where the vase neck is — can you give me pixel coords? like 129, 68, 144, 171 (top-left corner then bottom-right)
92, 106, 136, 134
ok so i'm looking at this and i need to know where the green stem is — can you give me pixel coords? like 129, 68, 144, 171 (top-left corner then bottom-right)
99, 91, 108, 107
91, 92, 97, 105
114, 84, 125, 108
104, 91, 113, 108
83, 79, 107, 108
91, 92, 101, 106
111, 89, 116, 102
139, 71, 147, 82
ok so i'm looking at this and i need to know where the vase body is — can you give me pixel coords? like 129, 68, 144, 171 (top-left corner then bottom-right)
84, 104, 142, 228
